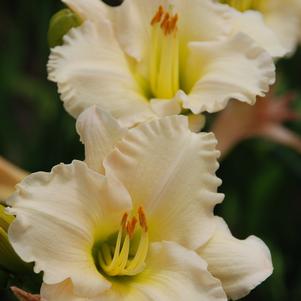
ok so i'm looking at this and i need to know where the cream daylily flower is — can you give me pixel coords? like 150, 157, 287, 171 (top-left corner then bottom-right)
7, 107, 272, 300
219, 0, 301, 57
48, 0, 275, 128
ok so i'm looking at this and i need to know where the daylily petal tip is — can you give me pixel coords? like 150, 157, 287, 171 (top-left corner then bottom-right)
200, 217, 273, 301
233, 32, 276, 91
183, 32, 275, 115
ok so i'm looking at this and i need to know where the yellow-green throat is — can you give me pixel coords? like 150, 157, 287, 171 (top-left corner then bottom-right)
95, 207, 149, 277
220, 0, 268, 12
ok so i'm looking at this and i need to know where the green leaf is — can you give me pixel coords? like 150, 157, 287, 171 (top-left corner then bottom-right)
48, 8, 82, 48
0, 227, 30, 275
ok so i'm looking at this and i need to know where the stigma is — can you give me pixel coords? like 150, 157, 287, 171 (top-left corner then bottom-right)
149, 5, 179, 99
98, 206, 149, 277
220, 0, 268, 12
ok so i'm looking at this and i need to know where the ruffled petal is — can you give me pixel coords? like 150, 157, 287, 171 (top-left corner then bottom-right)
104, 116, 223, 249
182, 33, 275, 113
150, 99, 181, 118
7, 161, 132, 298
76, 106, 127, 173
48, 21, 154, 127
75, 0, 230, 62
174, 0, 231, 43
42, 242, 227, 301
41, 280, 83, 301
198, 217, 273, 300
228, 9, 287, 57
265, 7, 300, 57
110, 0, 163, 61
62, 0, 109, 28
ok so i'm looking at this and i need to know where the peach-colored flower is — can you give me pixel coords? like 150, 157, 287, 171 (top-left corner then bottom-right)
0, 157, 27, 201
211, 90, 301, 158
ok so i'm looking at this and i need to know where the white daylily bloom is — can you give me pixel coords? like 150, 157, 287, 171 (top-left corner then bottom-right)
7, 107, 272, 300
48, 0, 275, 128
219, 0, 301, 57
198, 217, 273, 300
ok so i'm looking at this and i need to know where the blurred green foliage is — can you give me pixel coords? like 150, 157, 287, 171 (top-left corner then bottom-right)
0, 0, 301, 300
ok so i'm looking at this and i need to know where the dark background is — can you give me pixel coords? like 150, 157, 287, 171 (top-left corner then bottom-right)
0, 0, 301, 300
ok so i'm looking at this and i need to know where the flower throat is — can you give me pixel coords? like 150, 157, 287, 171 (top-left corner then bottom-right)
220, 0, 268, 12
95, 207, 149, 277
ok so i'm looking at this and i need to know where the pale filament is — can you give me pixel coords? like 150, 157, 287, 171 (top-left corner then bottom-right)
150, 5, 179, 99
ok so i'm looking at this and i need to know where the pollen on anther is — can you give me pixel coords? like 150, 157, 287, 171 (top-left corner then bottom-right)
151, 5, 164, 25
151, 5, 178, 35
161, 13, 178, 35
161, 12, 170, 29
138, 206, 148, 232
170, 14, 178, 31
126, 217, 138, 239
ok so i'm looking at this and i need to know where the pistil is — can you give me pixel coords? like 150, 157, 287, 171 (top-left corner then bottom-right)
150, 6, 179, 99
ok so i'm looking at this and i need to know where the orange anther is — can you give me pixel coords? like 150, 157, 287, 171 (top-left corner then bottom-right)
151, 5, 164, 25
126, 217, 138, 239
138, 206, 148, 232
160, 12, 170, 32
131, 217, 138, 233
151, 5, 178, 35
170, 14, 178, 31
160, 11, 178, 35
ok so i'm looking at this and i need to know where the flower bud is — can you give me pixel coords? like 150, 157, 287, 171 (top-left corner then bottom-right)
48, 9, 82, 48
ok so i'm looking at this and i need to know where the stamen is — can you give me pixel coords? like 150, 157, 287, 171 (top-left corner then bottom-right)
160, 13, 178, 35
149, 5, 179, 98
138, 206, 148, 232
124, 231, 149, 275
151, 5, 164, 26
170, 14, 178, 34
160, 13, 170, 33
126, 217, 137, 239
97, 207, 149, 277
